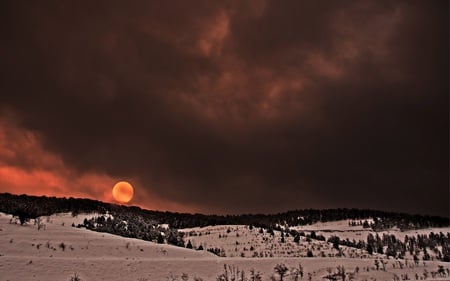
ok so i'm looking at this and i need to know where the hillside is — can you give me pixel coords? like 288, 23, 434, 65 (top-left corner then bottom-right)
1, 193, 449, 266
0, 212, 217, 281
2, 212, 450, 281
181, 221, 450, 262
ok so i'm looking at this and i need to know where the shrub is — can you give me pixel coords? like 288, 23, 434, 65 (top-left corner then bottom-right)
249, 268, 262, 281
69, 273, 83, 281
166, 274, 178, 281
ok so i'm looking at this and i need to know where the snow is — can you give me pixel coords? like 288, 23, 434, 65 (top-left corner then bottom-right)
1, 213, 449, 281
291, 219, 450, 243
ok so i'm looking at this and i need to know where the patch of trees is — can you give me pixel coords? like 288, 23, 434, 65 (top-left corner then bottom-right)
366, 232, 450, 261
325, 231, 450, 262
328, 235, 365, 251
288, 229, 326, 242
207, 247, 226, 257
81, 214, 185, 247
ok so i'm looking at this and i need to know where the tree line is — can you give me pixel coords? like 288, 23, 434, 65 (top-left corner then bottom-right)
1, 192, 448, 231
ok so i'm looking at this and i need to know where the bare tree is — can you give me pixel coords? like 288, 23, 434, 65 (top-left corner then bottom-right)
274, 263, 289, 281
337, 266, 346, 281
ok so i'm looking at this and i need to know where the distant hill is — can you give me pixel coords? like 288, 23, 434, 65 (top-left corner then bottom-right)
1, 192, 449, 261
1, 192, 448, 230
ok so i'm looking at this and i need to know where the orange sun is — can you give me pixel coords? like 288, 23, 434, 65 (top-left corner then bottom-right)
112, 181, 134, 203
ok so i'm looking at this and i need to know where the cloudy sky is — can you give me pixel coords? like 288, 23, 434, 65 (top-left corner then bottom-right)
0, 1, 448, 216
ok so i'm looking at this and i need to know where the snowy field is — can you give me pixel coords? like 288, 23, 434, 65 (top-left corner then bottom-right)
0, 213, 449, 281
181, 222, 450, 261
290, 220, 450, 242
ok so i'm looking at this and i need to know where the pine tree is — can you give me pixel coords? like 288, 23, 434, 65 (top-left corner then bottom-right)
367, 244, 373, 255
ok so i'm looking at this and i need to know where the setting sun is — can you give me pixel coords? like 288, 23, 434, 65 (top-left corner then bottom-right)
112, 181, 134, 203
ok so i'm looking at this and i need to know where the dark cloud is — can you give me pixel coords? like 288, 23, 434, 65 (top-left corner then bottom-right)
0, 0, 448, 216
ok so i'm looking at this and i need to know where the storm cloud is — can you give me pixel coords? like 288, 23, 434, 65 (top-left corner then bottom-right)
0, 0, 448, 216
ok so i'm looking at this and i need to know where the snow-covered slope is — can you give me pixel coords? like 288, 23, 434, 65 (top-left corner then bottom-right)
1, 213, 449, 281
291, 219, 450, 242
0, 213, 216, 281
181, 225, 369, 259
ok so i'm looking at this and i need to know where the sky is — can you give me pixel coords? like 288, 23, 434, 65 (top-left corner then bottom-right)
0, 1, 448, 216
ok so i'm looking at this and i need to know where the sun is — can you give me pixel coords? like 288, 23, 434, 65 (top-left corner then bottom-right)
112, 181, 134, 203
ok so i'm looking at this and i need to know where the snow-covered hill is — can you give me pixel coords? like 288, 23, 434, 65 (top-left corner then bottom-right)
1, 213, 449, 281
181, 220, 450, 260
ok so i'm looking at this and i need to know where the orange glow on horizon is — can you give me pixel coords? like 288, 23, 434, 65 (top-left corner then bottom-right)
0, 118, 201, 214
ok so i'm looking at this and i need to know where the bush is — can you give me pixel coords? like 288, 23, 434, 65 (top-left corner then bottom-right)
181, 273, 189, 281
69, 273, 83, 281
249, 268, 262, 281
